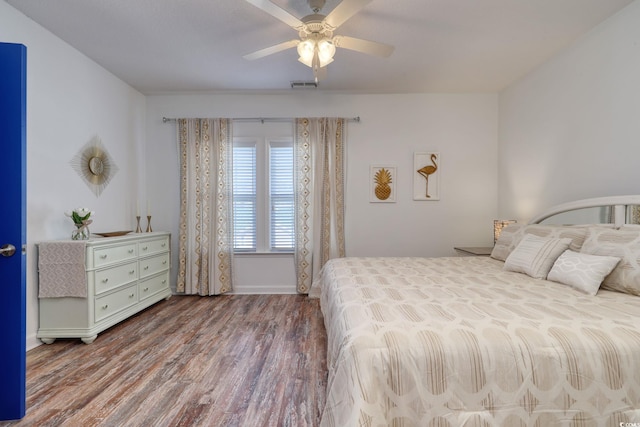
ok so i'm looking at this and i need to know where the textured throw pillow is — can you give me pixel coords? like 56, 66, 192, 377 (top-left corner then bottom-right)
490, 224, 526, 261
580, 227, 640, 296
503, 234, 572, 279
491, 224, 592, 262
547, 250, 620, 295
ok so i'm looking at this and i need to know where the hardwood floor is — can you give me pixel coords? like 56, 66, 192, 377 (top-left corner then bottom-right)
1, 295, 328, 427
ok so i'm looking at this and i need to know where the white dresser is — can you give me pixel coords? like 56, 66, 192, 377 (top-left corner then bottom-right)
37, 232, 172, 344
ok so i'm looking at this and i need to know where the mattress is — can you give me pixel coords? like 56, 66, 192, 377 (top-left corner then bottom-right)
313, 256, 640, 426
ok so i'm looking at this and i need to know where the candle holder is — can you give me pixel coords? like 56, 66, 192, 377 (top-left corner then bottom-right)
146, 215, 152, 232
135, 216, 142, 233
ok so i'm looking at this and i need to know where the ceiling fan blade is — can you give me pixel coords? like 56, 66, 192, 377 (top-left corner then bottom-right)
245, 0, 304, 30
243, 40, 300, 60
333, 35, 394, 57
324, 0, 373, 29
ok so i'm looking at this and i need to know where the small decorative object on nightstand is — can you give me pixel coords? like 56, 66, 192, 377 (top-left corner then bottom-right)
454, 246, 493, 257
494, 219, 517, 243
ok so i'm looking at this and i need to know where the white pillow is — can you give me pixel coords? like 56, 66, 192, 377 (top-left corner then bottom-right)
490, 224, 525, 261
547, 250, 620, 295
503, 234, 572, 279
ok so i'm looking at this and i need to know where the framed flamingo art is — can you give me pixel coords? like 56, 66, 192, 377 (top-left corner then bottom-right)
413, 152, 440, 201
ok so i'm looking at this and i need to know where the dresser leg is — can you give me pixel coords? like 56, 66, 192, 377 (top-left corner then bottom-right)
81, 335, 98, 344
40, 338, 56, 344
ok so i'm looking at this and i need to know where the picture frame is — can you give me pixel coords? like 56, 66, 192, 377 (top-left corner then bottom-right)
413, 152, 440, 201
370, 165, 396, 203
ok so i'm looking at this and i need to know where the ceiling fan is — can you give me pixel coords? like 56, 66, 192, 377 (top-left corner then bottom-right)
243, 0, 394, 82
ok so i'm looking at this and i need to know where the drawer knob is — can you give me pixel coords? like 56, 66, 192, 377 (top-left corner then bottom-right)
128, 249, 134, 253
143, 287, 149, 292
102, 278, 109, 283
129, 293, 135, 298
100, 254, 108, 259
102, 304, 108, 310
162, 280, 167, 284
129, 270, 135, 274
142, 246, 148, 250
144, 266, 149, 270
162, 260, 167, 265
161, 243, 166, 247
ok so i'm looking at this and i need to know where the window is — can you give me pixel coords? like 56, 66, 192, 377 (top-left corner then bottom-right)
269, 142, 295, 250
232, 137, 294, 252
232, 141, 257, 251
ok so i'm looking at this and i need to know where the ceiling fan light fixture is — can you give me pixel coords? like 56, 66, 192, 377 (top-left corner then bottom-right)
297, 37, 335, 68
298, 56, 313, 67
297, 39, 315, 64
317, 38, 336, 65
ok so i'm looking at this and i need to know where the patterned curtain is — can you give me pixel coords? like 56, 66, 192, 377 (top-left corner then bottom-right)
294, 118, 346, 294
176, 118, 233, 295
630, 205, 640, 224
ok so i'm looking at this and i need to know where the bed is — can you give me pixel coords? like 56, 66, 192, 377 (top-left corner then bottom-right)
311, 196, 640, 426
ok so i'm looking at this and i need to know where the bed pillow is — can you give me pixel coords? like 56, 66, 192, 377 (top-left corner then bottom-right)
491, 224, 590, 262
503, 234, 572, 279
547, 250, 620, 295
490, 224, 526, 261
580, 227, 640, 296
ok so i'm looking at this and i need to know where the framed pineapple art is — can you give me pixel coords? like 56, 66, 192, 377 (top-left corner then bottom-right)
370, 165, 396, 203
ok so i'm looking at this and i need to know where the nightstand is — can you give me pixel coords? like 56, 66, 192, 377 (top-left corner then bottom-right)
454, 246, 493, 257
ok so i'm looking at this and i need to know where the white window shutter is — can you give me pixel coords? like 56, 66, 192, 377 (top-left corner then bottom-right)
232, 143, 257, 251
269, 142, 294, 251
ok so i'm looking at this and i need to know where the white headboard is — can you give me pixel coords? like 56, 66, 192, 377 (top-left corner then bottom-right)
529, 195, 640, 227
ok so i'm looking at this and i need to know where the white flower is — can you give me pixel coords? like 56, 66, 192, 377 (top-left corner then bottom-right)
65, 207, 94, 225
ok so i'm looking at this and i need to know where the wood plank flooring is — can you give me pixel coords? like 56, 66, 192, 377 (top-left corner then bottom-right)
1, 295, 327, 427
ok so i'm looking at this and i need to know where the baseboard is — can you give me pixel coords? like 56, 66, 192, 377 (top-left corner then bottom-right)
27, 333, 42, 351
231, 284, 297, 295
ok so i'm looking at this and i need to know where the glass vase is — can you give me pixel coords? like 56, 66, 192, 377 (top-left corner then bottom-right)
72, 225, 90, 240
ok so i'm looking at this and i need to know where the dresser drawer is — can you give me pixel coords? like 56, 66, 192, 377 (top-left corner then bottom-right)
139, 253, 170, 279
138, 237, 169, 257
139, 271, 170, 301
94, 284, 138, 322
94, 261, 138, 295
92, 243, 137, 268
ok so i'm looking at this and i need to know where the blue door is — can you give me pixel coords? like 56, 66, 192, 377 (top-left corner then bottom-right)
0, 42, 27, 421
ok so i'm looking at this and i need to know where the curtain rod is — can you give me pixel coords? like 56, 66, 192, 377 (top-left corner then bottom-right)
162, 116, 360, 123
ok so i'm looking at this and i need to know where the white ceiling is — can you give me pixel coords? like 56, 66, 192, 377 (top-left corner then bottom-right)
6, 0, 634, 94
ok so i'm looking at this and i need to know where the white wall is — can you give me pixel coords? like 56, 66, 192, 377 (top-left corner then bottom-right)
498, 0, 640, 220
1, 2, 146, 349
146, 93, 499, 293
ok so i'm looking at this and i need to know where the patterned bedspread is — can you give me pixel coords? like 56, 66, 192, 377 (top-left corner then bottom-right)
312, 256, 640, 426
